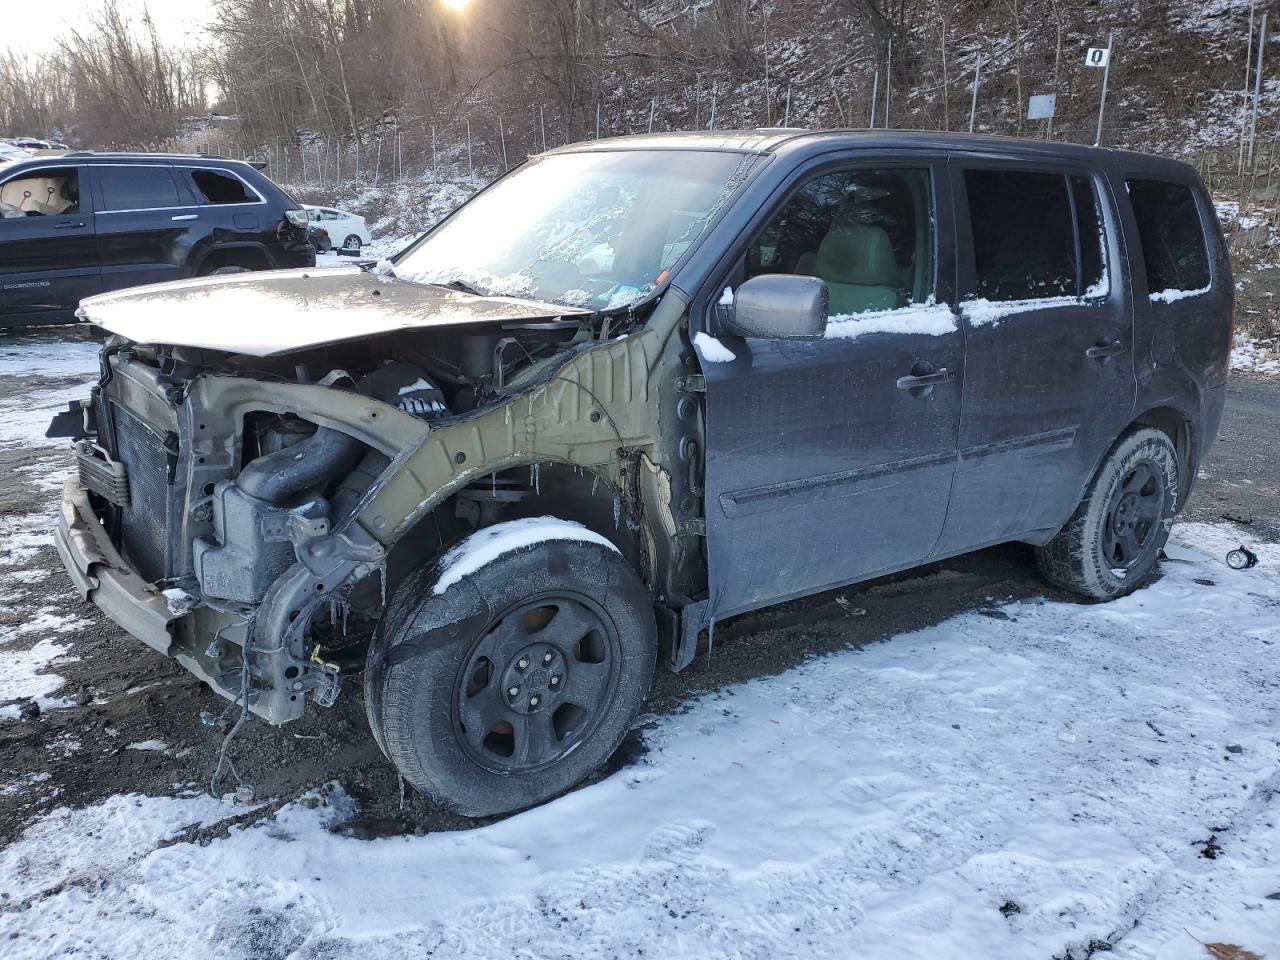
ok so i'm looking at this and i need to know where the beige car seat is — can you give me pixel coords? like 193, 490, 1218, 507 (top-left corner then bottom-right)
795, 209, 902, 316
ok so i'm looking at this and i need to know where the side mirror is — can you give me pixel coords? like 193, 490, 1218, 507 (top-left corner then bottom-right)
720, 274, 828, 340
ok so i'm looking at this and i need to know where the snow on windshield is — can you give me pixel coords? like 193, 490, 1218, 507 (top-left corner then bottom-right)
393, 150, 757, 312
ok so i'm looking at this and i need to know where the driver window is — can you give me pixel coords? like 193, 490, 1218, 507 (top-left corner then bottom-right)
0, 169, 80, 218
746, 168, 934, 318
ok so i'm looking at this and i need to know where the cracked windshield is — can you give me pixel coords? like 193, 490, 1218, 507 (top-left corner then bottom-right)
392, 149, 758, 310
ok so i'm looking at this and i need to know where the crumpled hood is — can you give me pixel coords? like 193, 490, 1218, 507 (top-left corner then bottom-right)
77, 265, 591, 357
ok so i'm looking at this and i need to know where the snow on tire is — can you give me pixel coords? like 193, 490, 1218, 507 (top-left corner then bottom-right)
364, 519, 656, 817
1034, 427, 1179, 600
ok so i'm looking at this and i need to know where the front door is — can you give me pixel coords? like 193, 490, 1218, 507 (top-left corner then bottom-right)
0, 165, 99, 323
700, 158, 964, 619
934, 159, 1137, 555
91, 163, 198, 292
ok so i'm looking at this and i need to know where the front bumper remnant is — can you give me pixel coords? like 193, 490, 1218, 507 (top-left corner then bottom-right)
55, 476, 176, 654
55, 477, 305, 721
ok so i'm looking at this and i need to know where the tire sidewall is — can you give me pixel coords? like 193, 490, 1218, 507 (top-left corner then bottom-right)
369, 537, 656, 817
1075, 428, 1179, 598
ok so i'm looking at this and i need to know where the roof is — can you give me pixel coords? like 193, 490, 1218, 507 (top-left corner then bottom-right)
5, 151, 259, 168
546, 128, 1190, 173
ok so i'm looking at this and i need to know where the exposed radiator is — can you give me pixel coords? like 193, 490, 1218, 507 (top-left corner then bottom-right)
111, 402, 174, 583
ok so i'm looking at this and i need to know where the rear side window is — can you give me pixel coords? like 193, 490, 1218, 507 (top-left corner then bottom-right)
965, 169, 1109, 301
97, 166, 182, 211
1126, 178, 1210, 297
189, 169, 257, 205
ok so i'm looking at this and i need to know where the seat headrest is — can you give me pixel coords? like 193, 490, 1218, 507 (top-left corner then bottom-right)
814, 217, 900, 288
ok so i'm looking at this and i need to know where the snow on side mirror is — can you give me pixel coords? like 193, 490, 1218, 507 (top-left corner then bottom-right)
721, 274, 828, 340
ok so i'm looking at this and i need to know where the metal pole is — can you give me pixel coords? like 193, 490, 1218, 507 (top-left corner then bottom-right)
431, 125, 437, 174
870, 70, 879, 127
467, 120, 473, 177
1240, 0, 1256, 177
885, 37, 893, 128
968, 55, 983, 132
648, 98, 656, 133
1094, 31, 1114, 147
539, 105, 547, 150
709, 85, 718, 130
499, 117, 508, 169
595, 101, 601, 139
783, 84, 791, 127
1248, 12, 1268, 169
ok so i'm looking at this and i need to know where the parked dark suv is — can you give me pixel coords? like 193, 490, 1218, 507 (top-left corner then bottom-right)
52, 131, 1231, 817
0, 152, 313, 327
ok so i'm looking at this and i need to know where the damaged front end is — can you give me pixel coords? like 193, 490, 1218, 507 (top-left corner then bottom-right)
55, 280, 702, 725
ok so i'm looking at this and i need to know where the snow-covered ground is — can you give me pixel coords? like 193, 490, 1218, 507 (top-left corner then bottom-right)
1233, 338, 1280, 376
2, 521, 1277, 959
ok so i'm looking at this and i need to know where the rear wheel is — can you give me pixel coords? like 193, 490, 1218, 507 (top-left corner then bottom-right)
364, 524, 656, 817
1034, 427, 1178, 600
342, 234, 362, 250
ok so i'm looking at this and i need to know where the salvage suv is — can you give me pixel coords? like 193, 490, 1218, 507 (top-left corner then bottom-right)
51, 131, 1231, 816
0, 152, 313, 327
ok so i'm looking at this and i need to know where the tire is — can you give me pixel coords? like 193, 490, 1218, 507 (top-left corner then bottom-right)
342, 234, 362, 250
364, 525, 656, 817
1034, 427, 1179, 600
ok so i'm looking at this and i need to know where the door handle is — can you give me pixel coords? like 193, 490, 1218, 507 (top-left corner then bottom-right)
171, 213, 199, 222
55, 221, 86, 230
1085, 340, 1126, 360
896, 367, 953, 390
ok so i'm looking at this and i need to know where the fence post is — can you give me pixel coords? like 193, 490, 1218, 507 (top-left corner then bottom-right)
885, 37, 893, 128
1240, 1, 1257, 177
968, 55, 983, 132
1248, 12, 1268, 170
1094, 31, 1114, 147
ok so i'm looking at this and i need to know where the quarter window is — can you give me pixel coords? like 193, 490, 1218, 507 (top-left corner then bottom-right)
747, 168, 934, 317
189, 169, 257, 205
1126, 178, 1210, 297
98, 166, 181, 211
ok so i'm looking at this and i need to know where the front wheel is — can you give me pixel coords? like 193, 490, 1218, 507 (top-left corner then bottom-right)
364, 521, 656, 817
1035, 427, 1179, 600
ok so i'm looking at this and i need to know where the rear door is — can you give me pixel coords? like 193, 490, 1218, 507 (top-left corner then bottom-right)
934, 158, 1136, 555
92, 163, 198, 291
700, 155, 964, 619
0, 164, 100, 322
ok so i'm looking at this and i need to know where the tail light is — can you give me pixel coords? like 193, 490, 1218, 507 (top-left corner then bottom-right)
284, 208, 308, 228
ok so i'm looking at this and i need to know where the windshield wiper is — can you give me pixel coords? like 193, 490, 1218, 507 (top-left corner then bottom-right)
432, 278, 490, 297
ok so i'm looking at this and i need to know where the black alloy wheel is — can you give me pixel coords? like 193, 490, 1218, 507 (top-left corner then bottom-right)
454, 594, 619, 773
1101, 460, 1165, 570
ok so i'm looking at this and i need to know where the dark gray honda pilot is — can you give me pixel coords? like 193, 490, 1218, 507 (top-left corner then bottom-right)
52, 131, 1231, 816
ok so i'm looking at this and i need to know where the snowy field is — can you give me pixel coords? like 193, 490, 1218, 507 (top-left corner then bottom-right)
1, 330, 1278, 959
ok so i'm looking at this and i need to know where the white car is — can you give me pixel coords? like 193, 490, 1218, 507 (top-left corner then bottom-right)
304, 205, 371, 251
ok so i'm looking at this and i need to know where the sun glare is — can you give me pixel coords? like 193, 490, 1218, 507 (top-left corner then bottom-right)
441, 0, 471, 10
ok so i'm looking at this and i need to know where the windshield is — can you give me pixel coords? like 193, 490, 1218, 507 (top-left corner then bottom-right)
393, 149, 759, 311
